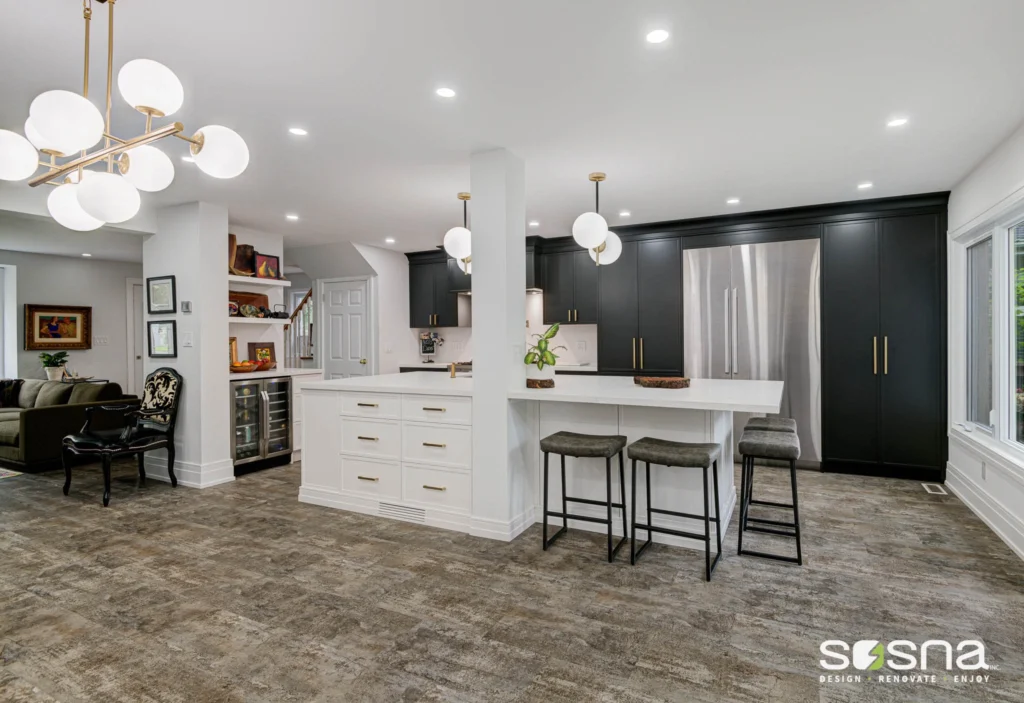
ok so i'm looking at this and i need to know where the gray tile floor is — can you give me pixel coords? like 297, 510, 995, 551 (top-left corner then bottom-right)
1, 461, 1022, 702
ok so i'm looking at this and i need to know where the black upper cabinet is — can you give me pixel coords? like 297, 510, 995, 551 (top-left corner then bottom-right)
573, 251, 599, 323
598, 241, 639, 373
448, 257, 472, 293
408, 261, 459, 328
541, 250, 599, 325
434, 262, 459, 327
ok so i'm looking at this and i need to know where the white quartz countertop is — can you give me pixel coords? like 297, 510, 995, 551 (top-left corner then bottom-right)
230, 368, 323, 381
508, 376, 784, 413
300, 372, 473, 396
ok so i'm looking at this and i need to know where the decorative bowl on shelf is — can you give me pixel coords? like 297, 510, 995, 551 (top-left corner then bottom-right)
230, 361, 260, 373
255, 360, 277, 371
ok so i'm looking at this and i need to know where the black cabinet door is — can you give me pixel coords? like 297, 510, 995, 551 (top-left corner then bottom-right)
822, 220, 880, 467
433, 262, 459, 327
448, 257, 471, 293
542, 252, 575, 325
573, 250, 599, 323
598, 240, 639, 374
637, 238, 682, 375
409, 263, 435, 328
525, 250, 537, 289
879, 214, 943, 470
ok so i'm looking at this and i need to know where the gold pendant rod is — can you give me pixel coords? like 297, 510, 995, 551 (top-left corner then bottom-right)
103, 132, 127, 144
105, 0, 115, 172
28, 122, 184, 187
82, 1, 91, 98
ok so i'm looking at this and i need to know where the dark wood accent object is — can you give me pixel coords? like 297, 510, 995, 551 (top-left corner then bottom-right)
228, 290, 269, 313
634, 376, 690, 389
526, 378, 555, 389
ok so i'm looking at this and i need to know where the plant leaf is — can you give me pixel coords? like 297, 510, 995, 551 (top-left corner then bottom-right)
542, 350, 556, 366
543, 323, 560, 340
524, 351, 539, 364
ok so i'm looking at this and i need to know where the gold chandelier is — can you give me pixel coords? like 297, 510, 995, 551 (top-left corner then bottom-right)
0, 0, 249, 231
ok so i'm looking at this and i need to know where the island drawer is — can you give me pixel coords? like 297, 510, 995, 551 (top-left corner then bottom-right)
341, 456, 401, 499
340, 393, 402, 420
402, 422, 471, 468
401, 395, 472, 425
340, 418, 401, 459
403, 464, 471, 513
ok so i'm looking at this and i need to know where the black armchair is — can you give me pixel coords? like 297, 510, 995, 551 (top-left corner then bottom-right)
62, 367, 183, 506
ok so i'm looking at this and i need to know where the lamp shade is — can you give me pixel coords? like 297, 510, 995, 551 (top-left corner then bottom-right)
443, 226, 472, 261
122, 145, 174, 192
76, 171, 141, 223
0, 129, 39, 181
25, 117, 79, 157
571, 211, 608, 249
29, 90, 104, 153
48, 179, 104, 231
118, 59, 184, 116
192, 125, 249, 179
589, 230, 622, 265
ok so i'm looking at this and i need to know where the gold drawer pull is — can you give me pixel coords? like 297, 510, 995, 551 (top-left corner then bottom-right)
357, 402, 378, 408
423, 407, 446, 412
357, 436, 379, 442
423, 442, 447, 448
423, 484, 447, 492
357, 475, 379, 482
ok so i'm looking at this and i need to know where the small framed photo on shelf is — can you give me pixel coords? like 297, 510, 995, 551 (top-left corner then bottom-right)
147, 276, 177, 314
148, 320, 177, 358
254, 252, 281, 279
247, 342, 276, 362
229, 336, 239, 364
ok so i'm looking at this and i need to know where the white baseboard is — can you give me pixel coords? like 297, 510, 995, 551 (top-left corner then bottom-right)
144, 456, 235, 489
470, 507, 536, 542
946, 463, 1024, 561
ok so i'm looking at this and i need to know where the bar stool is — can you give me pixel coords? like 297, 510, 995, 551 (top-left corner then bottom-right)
737, 429, 802, 565
540, 431, 628, 563
626, 437, 722, 581
744, 416, 797, 433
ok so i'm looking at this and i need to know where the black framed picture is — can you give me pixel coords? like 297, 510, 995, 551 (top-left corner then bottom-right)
148, 320, 177, 358
147, 276, 177, 314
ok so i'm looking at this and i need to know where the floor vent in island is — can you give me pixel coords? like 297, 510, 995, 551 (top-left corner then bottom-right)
379, 502, 427, 523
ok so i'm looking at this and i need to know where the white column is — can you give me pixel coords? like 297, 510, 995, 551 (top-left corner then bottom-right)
142, 202, 232, 488
470, 148, 533, 540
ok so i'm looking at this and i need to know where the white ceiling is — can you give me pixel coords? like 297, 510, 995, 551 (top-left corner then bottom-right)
2, 0, 1024, 253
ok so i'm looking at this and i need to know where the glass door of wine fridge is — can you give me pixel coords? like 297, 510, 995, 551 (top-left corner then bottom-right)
264, 377, 292, 458
231, 379, 263, 465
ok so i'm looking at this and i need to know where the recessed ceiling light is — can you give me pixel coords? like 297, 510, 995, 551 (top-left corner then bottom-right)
528, 221, 539, 227
887, 117, 908, 128
385, 238, 395, 244
286, 214, 299, 221
181, 156, 194, 163
858, 182, 873, 190
81, 253, 92, 257
289, 127, 308, 136
436, 87, 456, 98
646, 29, 670, 44
727, 198, 741, 205
619, 210, 631, 218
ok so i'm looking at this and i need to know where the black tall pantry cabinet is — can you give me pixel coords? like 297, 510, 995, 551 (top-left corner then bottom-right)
821, 213, 946, 480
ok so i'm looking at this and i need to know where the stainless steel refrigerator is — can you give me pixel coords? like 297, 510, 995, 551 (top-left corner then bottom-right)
231, 377, 294, 467
683, 239, 821, 467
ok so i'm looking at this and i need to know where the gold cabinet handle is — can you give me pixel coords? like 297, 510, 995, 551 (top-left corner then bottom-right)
423, 442, 447, 448
357, 436, 379, 442
872, 337, 877, 375
423, 484, 447, 492
640, 338, 644, 370
357, 475, 379, 482
422, 407, 446, 412
357, 402, 378, 408
574, 309, 578, 322
632, 338, 637, 369
884, 336, 888, 375
568, 309, 571, 322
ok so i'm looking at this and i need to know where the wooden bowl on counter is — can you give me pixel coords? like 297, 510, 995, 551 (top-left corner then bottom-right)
230, 361, 260, 374
634, 376, 690, 389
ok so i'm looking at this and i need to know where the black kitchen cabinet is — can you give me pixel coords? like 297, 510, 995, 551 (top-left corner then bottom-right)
822, 214, 945, 480
448, 257, 472, 293
573, 251, 599, 323
433, 261, 458, 326
597, 238, 682, 375
408, 261, 458, 328
542, 250, 599, 325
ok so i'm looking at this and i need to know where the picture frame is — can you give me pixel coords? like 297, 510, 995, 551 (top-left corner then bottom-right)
229, 336, 238, 364
147, 275, 177, 314
25, 304, 92, 351
254, 251, 281, 280
148, 320, 177, 358
247, 342, 276, 363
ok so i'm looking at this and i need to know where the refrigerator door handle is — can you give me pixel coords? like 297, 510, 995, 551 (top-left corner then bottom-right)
260, 390, 270, 458
731, 287, 739, 376
723, 288, 731, 374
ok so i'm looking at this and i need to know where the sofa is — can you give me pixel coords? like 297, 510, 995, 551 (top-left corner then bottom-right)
0, 380, 139, 471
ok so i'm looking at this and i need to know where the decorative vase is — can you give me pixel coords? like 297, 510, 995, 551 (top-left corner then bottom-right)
525, 364, 555, 388
45, 366, 63, 381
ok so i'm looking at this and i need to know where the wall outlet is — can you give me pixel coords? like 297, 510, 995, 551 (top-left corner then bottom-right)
455, 341, 464, 352
94, 335, 109, 346
182, 332, 194, 348
576, 341, 587, 352
385, 343, 393, 354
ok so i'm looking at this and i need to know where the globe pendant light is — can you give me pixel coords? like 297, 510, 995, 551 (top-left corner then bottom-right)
0, 129, 39, 181
76, 171, 140, 223
29, 90, 104, 154
443, 192, 472, 274
571, 172, 609, 252
118, 59, 184, 118
191, 125, 249, 179
119, 145, 174, 192
48, 172, 104, 231
589, 230, 622, 266
25, 118, 80, 159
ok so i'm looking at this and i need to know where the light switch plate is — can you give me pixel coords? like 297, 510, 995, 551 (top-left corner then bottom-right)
182, 332, 194, 348
577, 341, 587, 352
181, 301, 192, 313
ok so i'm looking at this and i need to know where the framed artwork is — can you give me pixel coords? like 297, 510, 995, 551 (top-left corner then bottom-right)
247, 342, 276, 363
255, 251, 281, 280
25, 304, 92, 350
148, 320, 177, 358
147, 276, 177, 314
229, 337, 239, 364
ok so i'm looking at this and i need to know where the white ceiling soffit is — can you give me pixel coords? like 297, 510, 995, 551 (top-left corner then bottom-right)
286, 242, 375, 280
2, 0, 1024, 252
0, 210, 144, 263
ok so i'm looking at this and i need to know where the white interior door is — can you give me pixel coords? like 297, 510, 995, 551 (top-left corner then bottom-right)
324, 279, 369, 379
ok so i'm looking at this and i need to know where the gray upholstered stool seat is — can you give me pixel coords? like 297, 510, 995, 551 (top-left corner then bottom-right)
627, 437, 721, 469
744, 416, 797, 433
540, 431, 627, 459
738, 430, 800, 461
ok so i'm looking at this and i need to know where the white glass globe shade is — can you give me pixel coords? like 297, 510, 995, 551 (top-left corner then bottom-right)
25, 118, 78, 157
29, 90, 104, 153
443, 226, 472, 260
118, 59, 184, 117
76, 172, 141, 224
192, 125, 249, 179
572, 211, 608, 249
48, 181, 104, 231
122, 145, 174, 192
0, 129, 39, 181
589, 230, 622, 265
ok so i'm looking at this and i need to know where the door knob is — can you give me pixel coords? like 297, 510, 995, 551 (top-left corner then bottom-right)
359, 358, 367, 365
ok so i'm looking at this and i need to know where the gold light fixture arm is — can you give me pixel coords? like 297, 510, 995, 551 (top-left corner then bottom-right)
173, 130, 206, 155
104, 0, 115, 171
82, 1, 91, 98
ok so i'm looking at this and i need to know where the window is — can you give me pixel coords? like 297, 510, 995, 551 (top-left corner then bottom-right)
1014, 224, 1024, 443
967, 238, 993, 429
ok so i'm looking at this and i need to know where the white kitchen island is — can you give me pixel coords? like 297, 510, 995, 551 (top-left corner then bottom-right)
298, 372, 783, 550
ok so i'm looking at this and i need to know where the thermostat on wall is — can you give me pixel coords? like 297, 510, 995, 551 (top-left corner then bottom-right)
181, 301, 192, 313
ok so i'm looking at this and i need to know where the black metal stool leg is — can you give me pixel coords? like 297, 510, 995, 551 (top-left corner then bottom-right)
542, 452, 549, 549
712, 459, 722, 561
630, 458, 638, 565
606, 457, 613, 562
618, 451, 627, 546
561, 454, 568, 533
737, 455, 747, 555
791, 459, 803, 565
702, 462, 711, 581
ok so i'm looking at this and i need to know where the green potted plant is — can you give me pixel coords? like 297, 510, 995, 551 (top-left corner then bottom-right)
524, 323, 566, 387
39, 351, 69, 381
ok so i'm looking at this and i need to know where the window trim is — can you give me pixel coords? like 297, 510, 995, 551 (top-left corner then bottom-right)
965, 236, 993, 433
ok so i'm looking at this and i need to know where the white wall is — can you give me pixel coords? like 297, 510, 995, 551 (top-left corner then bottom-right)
0, 249, 141, 386
949, 121, 1024, 237
353, 244, 418, 374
